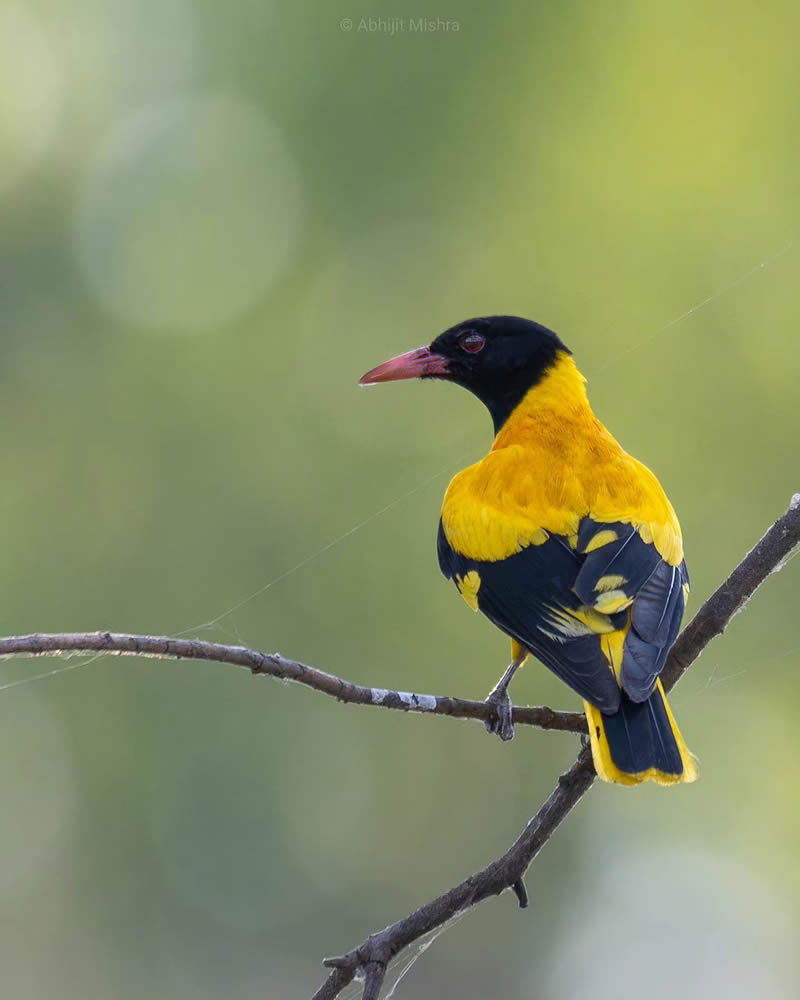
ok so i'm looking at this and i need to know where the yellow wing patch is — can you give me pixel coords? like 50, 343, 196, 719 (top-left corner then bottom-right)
594, 590, 633, 615
636, 521, 683, 567
455, 570, 481, 611
600, 627, 626, 682
545, 604, 616, 638
583, 528, 618, 553
595, 574, 627, 593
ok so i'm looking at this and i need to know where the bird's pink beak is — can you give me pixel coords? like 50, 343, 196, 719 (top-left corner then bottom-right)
359, 346, 449, 385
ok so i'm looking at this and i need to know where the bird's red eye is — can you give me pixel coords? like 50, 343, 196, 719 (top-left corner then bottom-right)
460, 333, 485, 353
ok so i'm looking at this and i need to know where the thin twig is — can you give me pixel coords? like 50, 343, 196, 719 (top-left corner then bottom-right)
312, 495, 800, 999
0, 632, 585, 733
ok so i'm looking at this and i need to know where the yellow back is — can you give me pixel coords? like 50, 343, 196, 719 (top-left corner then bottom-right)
441, 353, 683, 566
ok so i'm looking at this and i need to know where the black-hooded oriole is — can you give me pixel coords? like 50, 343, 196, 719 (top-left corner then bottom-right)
360, 315, 696, 786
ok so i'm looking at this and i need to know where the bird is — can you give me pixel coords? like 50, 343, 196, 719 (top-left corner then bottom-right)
359, 315, 697, 786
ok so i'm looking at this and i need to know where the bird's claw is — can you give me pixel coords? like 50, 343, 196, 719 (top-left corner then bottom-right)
484, 687, 515, 742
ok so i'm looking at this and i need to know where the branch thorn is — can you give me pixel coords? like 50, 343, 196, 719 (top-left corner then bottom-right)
511, 878, 529, 908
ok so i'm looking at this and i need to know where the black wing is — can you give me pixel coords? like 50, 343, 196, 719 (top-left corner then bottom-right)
438, 516, 688, 709
573, 518, 689, 702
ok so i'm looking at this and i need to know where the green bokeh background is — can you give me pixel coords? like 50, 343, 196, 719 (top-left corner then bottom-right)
1, 1, 799, 997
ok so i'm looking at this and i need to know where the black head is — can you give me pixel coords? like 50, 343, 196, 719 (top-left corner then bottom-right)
360, 315, 570, 432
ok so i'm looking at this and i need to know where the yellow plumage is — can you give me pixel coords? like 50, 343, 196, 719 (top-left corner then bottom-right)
359, 319, 696, 787
585, 682, 698, 786
441, 354, 684, 568
441, 352, 695, 786
455, 570, 481, 611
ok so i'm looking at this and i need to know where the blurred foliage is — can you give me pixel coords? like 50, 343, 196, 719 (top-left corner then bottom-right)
0, 0, 799, 997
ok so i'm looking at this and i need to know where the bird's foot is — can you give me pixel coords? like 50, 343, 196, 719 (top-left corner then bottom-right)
484, 686, 515, 742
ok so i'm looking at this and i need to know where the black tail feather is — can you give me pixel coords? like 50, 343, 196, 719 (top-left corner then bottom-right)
602, 685, 683, 776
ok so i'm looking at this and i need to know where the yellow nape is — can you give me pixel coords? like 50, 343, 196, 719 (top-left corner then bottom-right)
455, 570, 481, 611
440, 353, 684, 566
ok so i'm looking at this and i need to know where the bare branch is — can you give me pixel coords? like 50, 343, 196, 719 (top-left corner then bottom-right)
4, 497, 797, 998
312, 967, 353, 1000
0, 632, 584, 733
361, 962, 387, 1000
312, 495, 800, 999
